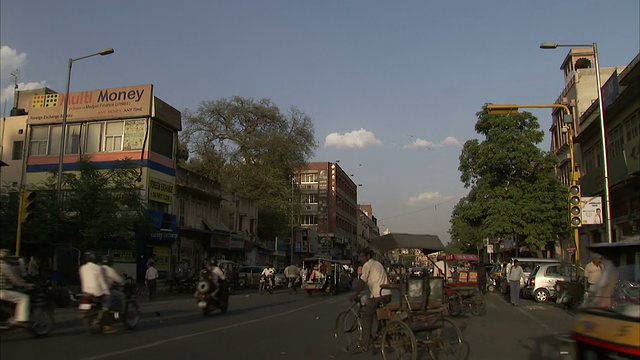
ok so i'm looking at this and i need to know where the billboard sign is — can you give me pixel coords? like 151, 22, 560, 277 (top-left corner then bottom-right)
581, 196, 603, 225
28, 84, 153, 124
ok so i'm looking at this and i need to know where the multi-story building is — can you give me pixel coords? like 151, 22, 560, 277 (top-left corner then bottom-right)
0, 85, 181, 283
356, 204, 380, 251
549, 50, 639, 263
295, 161, 359, 262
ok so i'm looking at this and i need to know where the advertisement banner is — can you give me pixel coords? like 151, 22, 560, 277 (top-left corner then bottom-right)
149, 177, 173, 204
28, 84, 152, 124
582, 197, 603, 225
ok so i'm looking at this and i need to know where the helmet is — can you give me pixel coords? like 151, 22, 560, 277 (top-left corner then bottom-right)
209, 259, 218, 267
83, 251, 96, 263
101, 255, 113, 266
0, 249, 11, 258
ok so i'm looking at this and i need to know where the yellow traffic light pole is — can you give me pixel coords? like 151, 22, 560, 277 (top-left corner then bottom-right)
15, 189, 27, 256
487, 104, 581, 274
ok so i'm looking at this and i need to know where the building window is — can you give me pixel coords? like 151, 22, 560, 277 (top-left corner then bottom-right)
105, 121, 124, 152
179, 198, 186, 227
11, 141, 23, 160
48, 125, 62, 155
300, 215, 317, 225
150, 122, 173, 159
67, 125, 81, 154
624, 112, 639, 143
609, 125, 624, 158
301, 173, 317, 183
29, 126, 49, 156
86, 123, 103, 153
303, 194, 318, 204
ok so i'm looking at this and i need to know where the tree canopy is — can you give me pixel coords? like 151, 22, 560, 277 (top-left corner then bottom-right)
17, 157, 152, 251
449, 105, 570, 253
180, 96, 317, 239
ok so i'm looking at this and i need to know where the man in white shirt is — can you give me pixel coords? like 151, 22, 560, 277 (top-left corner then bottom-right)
145, 261, 159, 301
584, 255, 603, 294
507, 259, 525, 306
79, 252, 111, 299
101, 255, 124, 309
284, 263, 300, 293
260, 264, 276, 289
349, 249, 391, 352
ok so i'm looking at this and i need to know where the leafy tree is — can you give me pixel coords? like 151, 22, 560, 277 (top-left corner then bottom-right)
450, 105, 570, 251
0, 186, 20, 249
181, 96, 317, 240
20, 157, 152, 251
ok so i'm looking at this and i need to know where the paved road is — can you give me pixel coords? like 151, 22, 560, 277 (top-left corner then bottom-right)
1, 288, 575, 360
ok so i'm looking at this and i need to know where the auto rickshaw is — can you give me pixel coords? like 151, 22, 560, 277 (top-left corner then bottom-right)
571, 239, 639, 358
302, 257, 352, 296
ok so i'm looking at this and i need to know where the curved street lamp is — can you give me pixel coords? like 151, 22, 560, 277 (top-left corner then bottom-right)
540, 42, 612, 244
57, 48, 115, 198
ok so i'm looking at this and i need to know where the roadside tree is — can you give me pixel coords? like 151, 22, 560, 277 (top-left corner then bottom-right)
450, 105, 569, 253
181, 96, 317, 240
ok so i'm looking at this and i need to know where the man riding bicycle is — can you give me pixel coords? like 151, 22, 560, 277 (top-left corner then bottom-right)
284, 263, 300, 293
349, 249, 391, 352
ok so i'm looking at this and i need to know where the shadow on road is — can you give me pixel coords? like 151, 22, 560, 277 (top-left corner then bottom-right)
519, 333, 568, 360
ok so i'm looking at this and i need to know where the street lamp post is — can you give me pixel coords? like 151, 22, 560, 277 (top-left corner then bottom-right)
56, 48, 114, 198
540, 42, 612, 243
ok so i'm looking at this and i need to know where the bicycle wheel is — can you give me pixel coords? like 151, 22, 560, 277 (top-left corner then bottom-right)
446, 292, 463, 317
427, 317, 463, 360
334, 309, 362, 354
381, 320, 418, 360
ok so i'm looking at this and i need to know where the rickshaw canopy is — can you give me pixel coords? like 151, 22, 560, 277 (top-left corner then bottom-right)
436, 254, 479, 262
369, 233, 444, 254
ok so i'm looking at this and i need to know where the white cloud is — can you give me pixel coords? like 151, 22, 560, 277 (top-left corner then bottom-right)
407, 191, 445, 206
324, 128, 383, 149
1, 81, 47, 110
0, 46, 27, 81
0, 46, 48, 111
403, 136, 461, 149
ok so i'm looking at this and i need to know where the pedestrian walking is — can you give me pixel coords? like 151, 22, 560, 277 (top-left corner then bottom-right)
508, 259, 525, 306
146, 261, 159, 301
584, 254, 604, 296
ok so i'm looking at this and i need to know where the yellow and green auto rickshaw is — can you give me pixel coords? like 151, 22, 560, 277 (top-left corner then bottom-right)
571, 239, 639, 358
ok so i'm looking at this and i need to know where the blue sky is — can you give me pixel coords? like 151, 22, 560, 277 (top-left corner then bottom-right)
2, 1, 639, 244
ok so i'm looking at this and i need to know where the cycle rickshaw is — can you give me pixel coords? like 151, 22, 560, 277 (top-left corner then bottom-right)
436, 253, 486, 317
335, 233, 464, 360
302, 257, 352, 296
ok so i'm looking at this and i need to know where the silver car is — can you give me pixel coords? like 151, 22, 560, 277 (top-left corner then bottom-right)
524, 263, 582, 302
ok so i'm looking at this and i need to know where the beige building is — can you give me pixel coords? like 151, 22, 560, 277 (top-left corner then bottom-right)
549, 50, 640, 264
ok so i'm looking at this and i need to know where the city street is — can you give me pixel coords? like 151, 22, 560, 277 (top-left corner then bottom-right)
0, 287, 574, 360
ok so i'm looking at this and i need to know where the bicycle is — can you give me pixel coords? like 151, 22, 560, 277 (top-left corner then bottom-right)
287, 277, 300, 294
334, 295, 388, 354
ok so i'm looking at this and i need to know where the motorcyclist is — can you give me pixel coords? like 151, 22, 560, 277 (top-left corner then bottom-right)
79, 252, 112, 332
0, 248, 33, 326
101, 255, 124, 309
260, 263, 276, 289
202, 259, 225, 299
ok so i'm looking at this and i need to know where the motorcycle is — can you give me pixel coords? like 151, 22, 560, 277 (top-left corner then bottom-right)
78, 273, 141, 334
195, 279, 229, 316
259, 275, 274, 295
0, 286, 55, 337
555, 280, 585, 311
167, 274, 197, 294
486, 276, 498, 293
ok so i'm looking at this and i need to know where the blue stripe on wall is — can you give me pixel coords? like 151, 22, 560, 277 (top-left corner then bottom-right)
26, 159, 175, 176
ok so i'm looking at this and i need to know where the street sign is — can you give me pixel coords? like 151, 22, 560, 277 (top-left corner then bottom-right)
581, 197, 603, 225
487, 245, 494, 254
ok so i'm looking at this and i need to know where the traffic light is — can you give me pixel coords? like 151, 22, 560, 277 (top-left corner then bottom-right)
20, 190, 37, 223
568, 185, 582, 227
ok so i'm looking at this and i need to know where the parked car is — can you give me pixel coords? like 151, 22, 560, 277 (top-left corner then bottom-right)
238, 266, 266, 288
274, 269, 286, 288
524, 262, 583, 302
500, 258, 561, 293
